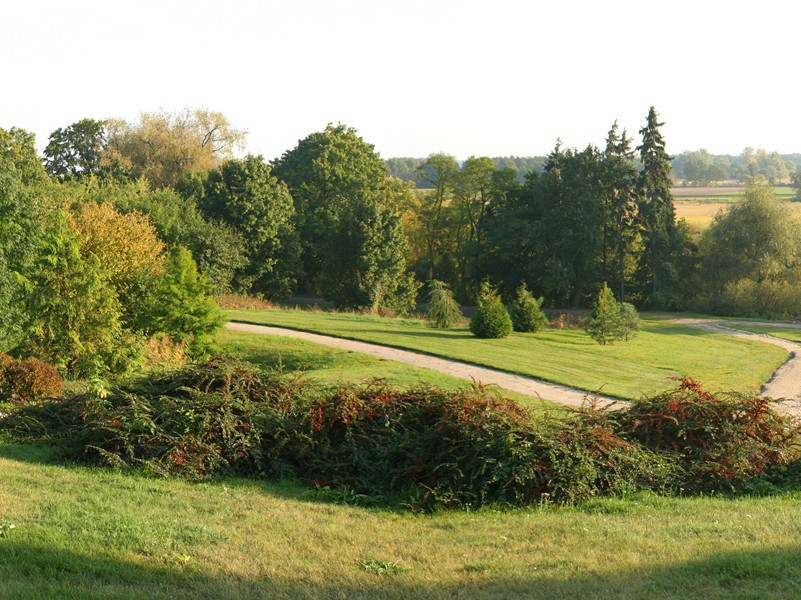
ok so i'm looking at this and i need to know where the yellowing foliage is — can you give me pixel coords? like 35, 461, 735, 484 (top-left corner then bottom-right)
69, 202, 165, 291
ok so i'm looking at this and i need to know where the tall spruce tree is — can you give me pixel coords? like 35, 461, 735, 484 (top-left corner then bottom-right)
603, 122, 640, 302
636, 106, 677, 302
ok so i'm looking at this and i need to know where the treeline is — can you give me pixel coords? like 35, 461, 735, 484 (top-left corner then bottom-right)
673, 148, 798, 185
386, 156, 545, 187
3, 105, 799, 380
390, 149, 801, 189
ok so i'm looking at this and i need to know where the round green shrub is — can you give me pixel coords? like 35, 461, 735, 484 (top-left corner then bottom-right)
470, 282, 513, 339
511, 283, 548, 333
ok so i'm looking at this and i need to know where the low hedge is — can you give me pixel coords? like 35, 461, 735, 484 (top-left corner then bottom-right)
2, 360, 799, 509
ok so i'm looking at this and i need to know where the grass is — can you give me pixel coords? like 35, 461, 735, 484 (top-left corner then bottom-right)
3, 442, 801, 598
217, 329, 557, 408
224, 309, 787, 400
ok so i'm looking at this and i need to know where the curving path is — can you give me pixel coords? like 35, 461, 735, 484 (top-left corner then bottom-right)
227, 319, 801, 415
225, 322, 625, 410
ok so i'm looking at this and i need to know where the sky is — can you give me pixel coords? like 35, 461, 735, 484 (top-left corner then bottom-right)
2, 0, 800, 161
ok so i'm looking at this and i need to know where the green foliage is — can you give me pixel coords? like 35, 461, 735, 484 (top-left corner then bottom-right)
470, 282, 512, 339
586, 283, 621, 345
425, 280, 463, 328
148, 247, 224, 359
0, 354, 64, 404
618, 302, 640, 341
200, 155, 299, 298
0, 154, 40, 351
510, 283, 547, 333
22, 214, 137, 376
315, 181, 421, 314
271, 123, 388, 291
43, 118, 107, 180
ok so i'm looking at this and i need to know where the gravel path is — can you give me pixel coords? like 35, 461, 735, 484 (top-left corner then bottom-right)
227, 319, 801, 415
225, 322, 625, 410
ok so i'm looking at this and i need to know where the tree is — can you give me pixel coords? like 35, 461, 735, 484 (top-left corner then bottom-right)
470, 281, 512, 339
0, 127, 48, 186
199, 156, 299, 298
415, 153, 460, 282
603, 122, 640, 301
44, 118, 107, 180
425, 280, 463, 328
103, 109, 246, 188
68, 201, 166, 330
586, 283, 622, 345
701, 180, 799, 290
315, 179, 421, 313
0, 154, 40, 351
22, 214, 134, 375
149, 247, 224, 359
271, 123, 388, 289
510, 283, 547, 333
618, 302, 640, 341
636, 107, 682, 304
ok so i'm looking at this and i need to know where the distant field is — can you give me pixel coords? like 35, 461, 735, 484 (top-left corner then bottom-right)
673, 186, 797, 230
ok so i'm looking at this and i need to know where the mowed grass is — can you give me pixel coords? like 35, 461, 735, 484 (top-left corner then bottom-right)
217, 329, 558, 409
225, 309, 787, 400
3, 442, 801, 599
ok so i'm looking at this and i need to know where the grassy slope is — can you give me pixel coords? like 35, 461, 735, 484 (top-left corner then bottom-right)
218, 329, 558, 409
225, 310, 787, 400
2, 443, 801, 599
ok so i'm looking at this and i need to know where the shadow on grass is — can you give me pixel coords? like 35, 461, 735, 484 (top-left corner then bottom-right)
3, 540, 801, 599
0, 443, 58, 465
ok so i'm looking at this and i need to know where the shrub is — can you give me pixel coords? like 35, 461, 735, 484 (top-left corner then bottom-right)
470, 282, 512, 339
0, 357, 64, 404
510, 283, 548, 333
619, 378, 801, 489
618, 302, 640, 341
425, 280, 463, 328
586, 283, 621, 345
60, 357, 307, 480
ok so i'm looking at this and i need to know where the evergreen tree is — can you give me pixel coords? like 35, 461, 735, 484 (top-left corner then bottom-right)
603, 122, 640, 302
470, 281, 512, 339
150, 247, 224, 359
425, 280, 463, 328
618, 302, 640, 341
636, 107, 679, 303
586, 283, 622, 345
510, 283, 548, 333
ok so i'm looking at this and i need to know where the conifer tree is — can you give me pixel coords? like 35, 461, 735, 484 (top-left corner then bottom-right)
510, 283, 548, 333
425, 280, 463, 328
636, 107, 677, 302
586, 283, 622, 345
470, 281, 512, 339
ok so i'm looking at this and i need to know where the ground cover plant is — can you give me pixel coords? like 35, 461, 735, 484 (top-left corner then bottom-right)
225, 307, 787, 399
3, 357, 798, 511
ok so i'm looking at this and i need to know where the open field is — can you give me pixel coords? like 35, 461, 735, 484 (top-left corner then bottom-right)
225, 309, 787, 400
671, 185, 795, 202
218, 329, 557, 408
4, 443, 801, 599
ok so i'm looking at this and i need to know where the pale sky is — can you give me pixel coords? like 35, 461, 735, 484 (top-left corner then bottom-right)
2, 0, 799, 160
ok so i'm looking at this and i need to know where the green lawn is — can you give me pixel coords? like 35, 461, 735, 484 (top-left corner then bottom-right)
2, 442, 801, 599
225, 309, 787, 400
218, 329, 557, 409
